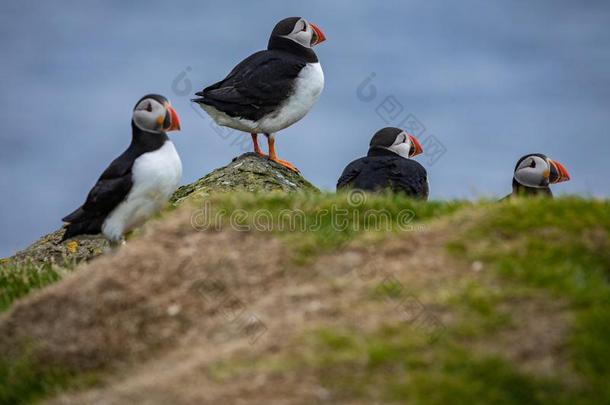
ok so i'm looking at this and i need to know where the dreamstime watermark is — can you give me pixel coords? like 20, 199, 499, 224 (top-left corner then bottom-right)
356, 72, 447, 166
171, 66, 251, 152
190, 190, 423, 233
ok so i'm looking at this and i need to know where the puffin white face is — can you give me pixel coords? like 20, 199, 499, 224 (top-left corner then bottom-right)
514, 155, 550, 188
132, 97, 181, 133
387, 131, 424, 159
281, 18, 326, 48
514, 154, 570, 188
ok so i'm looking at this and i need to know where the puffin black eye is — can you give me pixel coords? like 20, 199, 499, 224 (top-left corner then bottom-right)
530, 160, 536, 168
145, 102, 152, 112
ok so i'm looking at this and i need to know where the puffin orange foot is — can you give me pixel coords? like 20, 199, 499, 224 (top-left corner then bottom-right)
269, 157, 300, 173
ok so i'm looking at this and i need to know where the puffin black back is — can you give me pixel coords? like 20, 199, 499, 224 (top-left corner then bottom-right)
337, 127, 428, 199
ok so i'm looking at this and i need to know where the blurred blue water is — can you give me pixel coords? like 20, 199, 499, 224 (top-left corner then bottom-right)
1, 1, 609, 256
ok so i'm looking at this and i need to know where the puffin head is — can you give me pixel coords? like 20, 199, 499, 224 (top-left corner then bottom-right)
269, 17, 326, 49
369, 127, 423, 159
132, 94, 181, 133
513, 153, 570, 188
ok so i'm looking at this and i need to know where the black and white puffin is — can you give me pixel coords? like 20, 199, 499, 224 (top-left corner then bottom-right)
192, 17, 326, 172
61, 94, 182, 242
337, 127, 428, 199
503, 153, 570, 199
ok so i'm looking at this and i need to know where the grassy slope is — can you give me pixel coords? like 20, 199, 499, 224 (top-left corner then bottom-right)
299, 197, 609, 404
202, 195, 610, 404
448, 198, 610, 403
1, 194, 608, 404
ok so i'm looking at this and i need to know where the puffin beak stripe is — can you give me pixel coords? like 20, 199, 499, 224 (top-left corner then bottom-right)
165, 105, 181, 132
408, 134, 423, 157
310, 23, 326, 46
548, 159, 570, 183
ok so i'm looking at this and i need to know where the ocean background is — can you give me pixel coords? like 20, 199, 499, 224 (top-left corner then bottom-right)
1, 0, 609, 256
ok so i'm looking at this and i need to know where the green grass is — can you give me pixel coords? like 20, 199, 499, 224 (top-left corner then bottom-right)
0, 350, 99, 405
212, 322, 566, 405
0, 261, 74, 312
189, 191, 468, 262
303, 325, 565, 405
448, 197, 610, 404
445, 281, 516, 337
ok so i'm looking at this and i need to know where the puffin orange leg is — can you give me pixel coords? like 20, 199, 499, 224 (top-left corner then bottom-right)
267, 134, 300, 173
251, 133, 266, 157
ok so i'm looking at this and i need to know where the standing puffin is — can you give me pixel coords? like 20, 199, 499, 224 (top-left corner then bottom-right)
337, 127, 428, 199
61, 94, 182, 243
192, 17, 326, 173
503, 153, 570, 199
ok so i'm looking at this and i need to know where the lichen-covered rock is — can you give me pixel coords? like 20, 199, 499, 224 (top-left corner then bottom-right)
6, 229, 108, 267
170, 152, 318, 204
4, 153, 318, 266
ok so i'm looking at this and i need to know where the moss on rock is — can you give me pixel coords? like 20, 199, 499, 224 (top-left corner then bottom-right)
171, 152, 318, 204
7, 230, 108, 267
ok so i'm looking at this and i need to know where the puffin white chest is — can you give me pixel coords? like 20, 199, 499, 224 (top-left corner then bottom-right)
131, 141, 182, 201
102, 141, 182, 240
260, 62, 324, 132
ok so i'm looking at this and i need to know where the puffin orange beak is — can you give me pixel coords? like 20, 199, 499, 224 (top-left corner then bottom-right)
165, 105, 181, 132
548, 159, 570, 183
408, 134, 423, 157
310, 23, 326, 46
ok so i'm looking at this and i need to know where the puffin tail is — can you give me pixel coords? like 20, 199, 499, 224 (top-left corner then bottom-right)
191, 90, 206, 104
60, 218, 104, 242
62, 206, 85, 223
60, 206, 104, 242
191, 97, 209, 106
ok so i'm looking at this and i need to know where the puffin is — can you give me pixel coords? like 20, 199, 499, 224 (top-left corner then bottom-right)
503, 153, 570, 199
337, 127, 428, 199
192, 16, 326, 173
61, 94, 182, 243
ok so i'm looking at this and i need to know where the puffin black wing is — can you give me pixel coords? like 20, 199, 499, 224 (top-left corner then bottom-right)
193, 50, 306, 122
61, 153, 134, 241
382, 157, 428, 199
337, 156, 429, 200
337, 158, 365, 190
